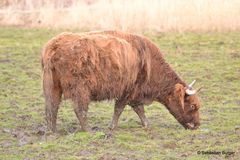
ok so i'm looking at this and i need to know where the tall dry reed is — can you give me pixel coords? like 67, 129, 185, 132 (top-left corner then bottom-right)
1, 0, 240, 32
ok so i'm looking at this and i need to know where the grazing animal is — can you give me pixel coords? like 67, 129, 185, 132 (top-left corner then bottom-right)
42, 31, 201, 132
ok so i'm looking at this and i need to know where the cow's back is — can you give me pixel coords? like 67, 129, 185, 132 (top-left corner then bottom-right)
42, 33, 141, 101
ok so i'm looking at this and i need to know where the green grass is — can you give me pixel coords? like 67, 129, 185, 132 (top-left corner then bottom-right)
0, 27, 240, 160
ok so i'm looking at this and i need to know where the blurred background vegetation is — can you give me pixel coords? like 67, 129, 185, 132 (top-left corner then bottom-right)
0, 0, 240, 32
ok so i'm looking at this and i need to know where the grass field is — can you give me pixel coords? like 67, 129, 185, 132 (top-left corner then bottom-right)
0, 27, 240, 159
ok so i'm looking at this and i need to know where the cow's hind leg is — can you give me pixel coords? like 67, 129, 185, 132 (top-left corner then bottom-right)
131, 104, 149, 128
44, 72, 62, 133
109, 100, 126, 130
73, 94, 90, 132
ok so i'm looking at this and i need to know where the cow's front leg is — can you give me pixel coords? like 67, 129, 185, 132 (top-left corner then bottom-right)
109, 100, 126, 130
74, 101, 90, 132
132, 104, 149, 128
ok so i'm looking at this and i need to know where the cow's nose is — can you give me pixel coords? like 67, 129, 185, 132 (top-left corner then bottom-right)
186, 123, 195, 129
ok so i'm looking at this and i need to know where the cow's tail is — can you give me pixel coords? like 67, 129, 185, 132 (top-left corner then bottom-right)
41, 47, 61, 132
42, 47, 54, 109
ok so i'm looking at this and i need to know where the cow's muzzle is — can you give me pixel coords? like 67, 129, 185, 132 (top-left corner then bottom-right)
185, 122, 200, 130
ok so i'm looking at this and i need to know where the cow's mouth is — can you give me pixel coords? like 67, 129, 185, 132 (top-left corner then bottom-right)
185, 122, 199, 130
176, 116, 200, 130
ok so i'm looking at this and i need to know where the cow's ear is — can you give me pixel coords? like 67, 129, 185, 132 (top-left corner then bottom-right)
174, 83, 185, 111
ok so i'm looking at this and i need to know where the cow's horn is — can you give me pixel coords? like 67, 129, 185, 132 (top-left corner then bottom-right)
189, 80, 196, 88
186, 88, 196, 95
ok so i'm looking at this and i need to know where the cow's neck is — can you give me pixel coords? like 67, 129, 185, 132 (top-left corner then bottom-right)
148, 54, 186, 105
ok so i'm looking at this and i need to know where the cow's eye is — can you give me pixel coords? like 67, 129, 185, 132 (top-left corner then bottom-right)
190, 105, 196, 110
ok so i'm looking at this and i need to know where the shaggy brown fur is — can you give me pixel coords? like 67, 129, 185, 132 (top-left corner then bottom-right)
42, 31, 201, 132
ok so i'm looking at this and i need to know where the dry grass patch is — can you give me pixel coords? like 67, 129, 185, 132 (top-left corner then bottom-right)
1, 0, 240, 32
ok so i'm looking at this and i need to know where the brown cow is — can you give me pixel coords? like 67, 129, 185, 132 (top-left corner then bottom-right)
42, 31, 201, 132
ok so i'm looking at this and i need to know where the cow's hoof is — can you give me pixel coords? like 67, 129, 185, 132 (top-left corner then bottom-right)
79, 126, 92, 132
108, 123, 116, 131
142, 121, 149, 129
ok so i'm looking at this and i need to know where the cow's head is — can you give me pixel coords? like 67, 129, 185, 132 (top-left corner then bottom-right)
166, 80, 201, 130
